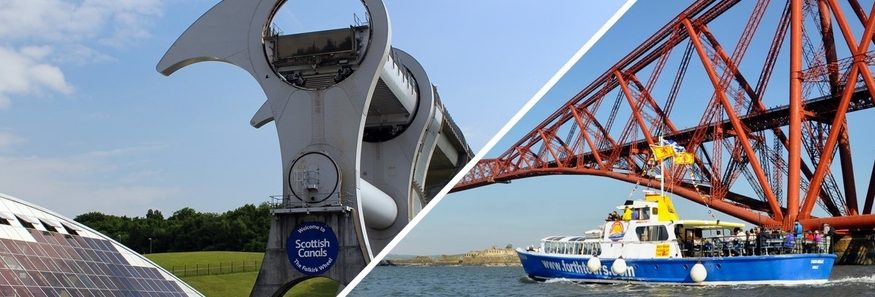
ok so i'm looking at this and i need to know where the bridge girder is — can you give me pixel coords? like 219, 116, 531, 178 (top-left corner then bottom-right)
455, 0, 875, 230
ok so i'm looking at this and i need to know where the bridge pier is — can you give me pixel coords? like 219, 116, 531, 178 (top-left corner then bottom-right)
250, 209, 363, 296
834, 231, 875, 265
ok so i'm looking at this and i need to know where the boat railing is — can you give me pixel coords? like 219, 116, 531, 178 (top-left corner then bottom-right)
679, 233, 832, 258
541, 239, 602, 256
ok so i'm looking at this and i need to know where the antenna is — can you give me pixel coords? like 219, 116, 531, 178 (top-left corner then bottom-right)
659, 135, 665, 197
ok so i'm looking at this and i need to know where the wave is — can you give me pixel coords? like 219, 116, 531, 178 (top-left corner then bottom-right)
830, 274, 875, 284
544, 278, 575, 284
518, 277, 540, 284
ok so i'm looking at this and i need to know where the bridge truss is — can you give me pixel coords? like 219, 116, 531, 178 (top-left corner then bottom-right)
455, 0, 875, 230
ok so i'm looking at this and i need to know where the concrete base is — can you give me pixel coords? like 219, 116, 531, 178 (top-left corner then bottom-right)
250, 210, 367, 297
834, 232, 875, 265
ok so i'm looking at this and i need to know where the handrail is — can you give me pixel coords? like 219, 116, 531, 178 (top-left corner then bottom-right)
537, 233, 832, 258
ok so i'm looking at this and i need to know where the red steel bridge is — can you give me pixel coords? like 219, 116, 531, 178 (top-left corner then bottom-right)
454, 0, 875, 231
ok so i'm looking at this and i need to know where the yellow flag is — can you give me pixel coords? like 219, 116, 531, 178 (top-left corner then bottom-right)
650, 145, 675, 161
674, 152, 695, 165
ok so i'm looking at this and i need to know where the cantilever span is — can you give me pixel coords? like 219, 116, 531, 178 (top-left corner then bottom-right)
455, 0, 875, 232
457, 87, 875, 191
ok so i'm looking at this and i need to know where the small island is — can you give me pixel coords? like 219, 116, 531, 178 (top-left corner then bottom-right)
385, 245, 521, 266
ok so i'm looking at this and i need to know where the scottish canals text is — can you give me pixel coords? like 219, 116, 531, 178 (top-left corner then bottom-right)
296, 239, 331, 257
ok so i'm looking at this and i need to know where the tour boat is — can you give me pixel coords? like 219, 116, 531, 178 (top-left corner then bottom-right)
519, 139, 836, 285
516, 191, 836, 285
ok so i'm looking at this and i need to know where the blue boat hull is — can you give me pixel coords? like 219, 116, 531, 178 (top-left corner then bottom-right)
517, 249, 836, 285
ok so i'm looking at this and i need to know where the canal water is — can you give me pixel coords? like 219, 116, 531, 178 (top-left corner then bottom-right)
348, 265, 875, 296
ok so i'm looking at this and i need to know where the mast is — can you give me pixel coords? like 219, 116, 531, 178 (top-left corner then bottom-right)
660, 136, 665, 197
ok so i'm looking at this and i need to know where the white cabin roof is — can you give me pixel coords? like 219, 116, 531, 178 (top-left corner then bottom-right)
616, 200, 658, 209
677, 219, 745, 229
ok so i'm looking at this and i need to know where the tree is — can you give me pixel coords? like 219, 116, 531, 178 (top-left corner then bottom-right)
146, 209, 164, 221
74, 204, 273, 253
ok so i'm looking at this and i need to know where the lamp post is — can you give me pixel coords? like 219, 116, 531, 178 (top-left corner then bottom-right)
149, 237, 153, 254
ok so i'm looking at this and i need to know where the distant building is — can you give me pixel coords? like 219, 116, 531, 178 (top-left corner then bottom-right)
409, 256, 435, 264
464, 245, 516, 257
390, 245, 521, 266
462, 246, 518, 265
0, 192, 201, 296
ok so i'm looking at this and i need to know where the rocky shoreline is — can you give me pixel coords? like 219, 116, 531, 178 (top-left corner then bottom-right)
385, 245, 522, 267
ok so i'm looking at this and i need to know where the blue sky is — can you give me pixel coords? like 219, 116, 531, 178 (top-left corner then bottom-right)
391, 0, 875, 256
0, 0, 629, 218
392, 2, 689, 256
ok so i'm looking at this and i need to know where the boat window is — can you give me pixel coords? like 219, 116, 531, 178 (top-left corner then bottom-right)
542, 238, 603, 255
702, 228, 732, 239
635, 225, 669, 241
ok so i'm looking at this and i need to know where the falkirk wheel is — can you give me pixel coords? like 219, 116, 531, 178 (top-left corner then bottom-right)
156, 0, 472, 295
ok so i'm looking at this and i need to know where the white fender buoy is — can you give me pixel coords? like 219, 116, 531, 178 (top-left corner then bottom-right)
611, 258, 627, 275
586, 257, 601, 272
690, 263, 707, 283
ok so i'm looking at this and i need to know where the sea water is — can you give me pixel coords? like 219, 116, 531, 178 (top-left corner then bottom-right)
348, 265, 875, 296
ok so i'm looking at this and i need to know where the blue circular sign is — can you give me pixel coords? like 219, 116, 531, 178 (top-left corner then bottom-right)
287, 222, 339, 275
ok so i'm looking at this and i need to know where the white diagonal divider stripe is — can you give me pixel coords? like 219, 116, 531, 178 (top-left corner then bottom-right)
338, 1, 639, 295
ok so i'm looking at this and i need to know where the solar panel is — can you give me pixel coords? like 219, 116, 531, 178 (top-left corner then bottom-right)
0, 193, 200, 296
0, 234, 191, 295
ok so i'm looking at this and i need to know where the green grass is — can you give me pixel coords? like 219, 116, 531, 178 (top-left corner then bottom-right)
144, 251, 338, 297
145, 251, 264, 269
180, 271, 260, 297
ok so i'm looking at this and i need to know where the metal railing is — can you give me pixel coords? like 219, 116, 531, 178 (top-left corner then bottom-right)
268, 194, 353, 211
680, 234, 832, 258
167, 260, 261, 278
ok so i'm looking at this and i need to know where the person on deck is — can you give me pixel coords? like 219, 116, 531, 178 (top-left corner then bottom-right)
804, 230, 816, 253
755, 228, 765, 255
823, 224, 837, 253
731, 228, 744, 255
733, 228, 744, 241
814, 230, 825, 253
622, 206, 632, 221
606, 211, 616, 221
744, 230, 754, 255
784, 232, 796, 254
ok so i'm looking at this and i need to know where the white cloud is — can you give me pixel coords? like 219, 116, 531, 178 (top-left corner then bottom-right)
0, 0, 163, 44
0, 131, 25, 148
0, 145, 178, 217
0, 46, 74, 109
0, 0, 163, 108
58, 44, 116, 66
